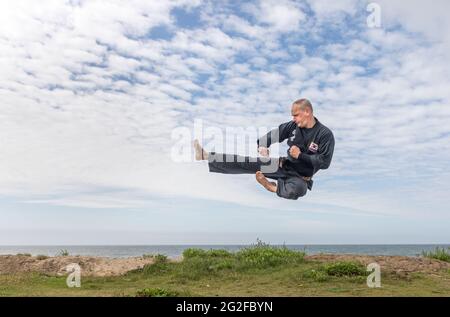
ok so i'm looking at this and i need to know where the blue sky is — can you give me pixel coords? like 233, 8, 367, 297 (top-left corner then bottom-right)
0, 0, 449, 244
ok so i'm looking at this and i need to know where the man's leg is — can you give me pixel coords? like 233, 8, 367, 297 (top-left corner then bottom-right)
255, 171, 277, 193
194, 140, 280, 176
276, 177, 308, 200
194, 140, 209, 160
195, 140, 305, 199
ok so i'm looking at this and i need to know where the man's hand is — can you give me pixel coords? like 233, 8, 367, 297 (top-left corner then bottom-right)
289, 145, 301, 159
258, 146, 270, 157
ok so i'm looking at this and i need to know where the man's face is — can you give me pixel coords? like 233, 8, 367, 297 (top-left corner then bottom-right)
291, 105, 308, 127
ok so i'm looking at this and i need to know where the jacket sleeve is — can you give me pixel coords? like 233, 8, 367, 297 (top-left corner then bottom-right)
257, 121, 296, 148
297, 130, 335, 170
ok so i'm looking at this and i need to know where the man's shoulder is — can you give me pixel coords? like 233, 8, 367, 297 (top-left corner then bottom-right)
316, 120, 334, 139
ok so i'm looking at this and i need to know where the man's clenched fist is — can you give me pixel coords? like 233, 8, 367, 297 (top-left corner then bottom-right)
258, 146, 270, 157
289, 145, 301, 159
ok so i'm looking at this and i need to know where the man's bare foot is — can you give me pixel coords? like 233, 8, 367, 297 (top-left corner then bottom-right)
256, 171, 277, 193
193, 139, 208, 161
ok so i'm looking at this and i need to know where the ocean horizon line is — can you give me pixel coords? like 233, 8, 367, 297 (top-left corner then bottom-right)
1, 243, 449, 247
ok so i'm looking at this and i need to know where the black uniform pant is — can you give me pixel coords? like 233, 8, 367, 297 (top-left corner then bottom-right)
207, 152, 312, 200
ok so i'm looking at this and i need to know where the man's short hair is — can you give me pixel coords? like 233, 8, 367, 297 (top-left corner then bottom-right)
292, 99, 313, 113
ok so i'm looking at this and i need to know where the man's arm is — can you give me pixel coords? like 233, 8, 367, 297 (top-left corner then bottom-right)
300, 131, 335, 170
257, 121, 296, 149
291, 131, 335, 171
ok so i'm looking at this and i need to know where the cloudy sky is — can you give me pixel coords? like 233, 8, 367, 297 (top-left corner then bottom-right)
1, 0, 449, 245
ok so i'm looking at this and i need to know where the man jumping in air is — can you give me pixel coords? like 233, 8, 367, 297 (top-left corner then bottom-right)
193, 99, 335, 200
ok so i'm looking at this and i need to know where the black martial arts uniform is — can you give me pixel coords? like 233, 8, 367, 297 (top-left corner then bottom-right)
208, 117, 335, 200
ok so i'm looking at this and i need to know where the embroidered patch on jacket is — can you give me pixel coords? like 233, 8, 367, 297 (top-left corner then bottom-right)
308, 142, 319, 153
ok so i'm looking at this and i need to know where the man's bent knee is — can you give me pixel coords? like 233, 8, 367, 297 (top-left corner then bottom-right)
283, 189, 307, 200
276, 178, 308, 200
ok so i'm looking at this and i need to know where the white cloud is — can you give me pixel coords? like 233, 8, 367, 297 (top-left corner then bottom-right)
377, 0, 450, 44
306, 0, 360, 17
253, 0, 306, 33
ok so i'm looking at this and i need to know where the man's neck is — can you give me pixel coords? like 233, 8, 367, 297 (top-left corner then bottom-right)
305, 117, 317, 129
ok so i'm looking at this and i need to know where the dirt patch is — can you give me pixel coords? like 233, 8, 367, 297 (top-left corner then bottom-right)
0, 255, 160, 277
306, 254, 450, 276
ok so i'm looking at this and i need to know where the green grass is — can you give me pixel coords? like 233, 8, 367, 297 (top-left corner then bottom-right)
0, 242, 449, 297
58, 249, 70, 257
422, 247, 450, 262
323, 262, 367, 277
301, 261, 367, 283
142, 254, 168, 261
135, 287, 181, 297
36, 255, 50, 260
181, 239, 306, 273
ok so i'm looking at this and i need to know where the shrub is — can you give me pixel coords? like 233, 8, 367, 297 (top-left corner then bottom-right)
171, 240, 308, 280
142, 263, 170, 275
175, 257, 222, 280
422, 247, 450, 262
235, 243, 305, 269
182, 248, 207, 258
153, 254, 168, 264
323, 262, 366, 277
179, 240, 306, 276
36, 255, 49, 260
142, 254, 168, 262
302, 269, 329, 282
140, 253, 171, 274
182, 248, 232, 259
58, 249, 69, 257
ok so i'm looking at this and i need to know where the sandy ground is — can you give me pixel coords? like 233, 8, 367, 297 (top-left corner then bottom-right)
0, 255, 162, 277
306, 254, 450, 277
0, 254, 448, 277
